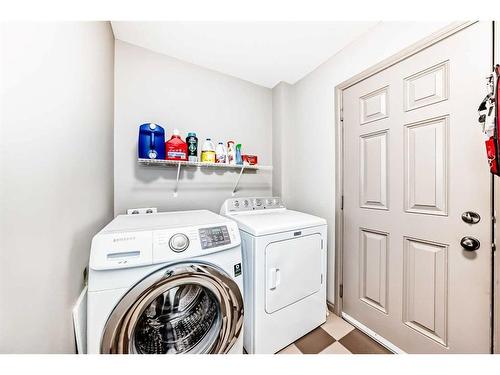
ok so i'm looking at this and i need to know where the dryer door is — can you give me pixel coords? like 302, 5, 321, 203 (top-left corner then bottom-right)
100, 263, 243, 354
265, 234, 323, 313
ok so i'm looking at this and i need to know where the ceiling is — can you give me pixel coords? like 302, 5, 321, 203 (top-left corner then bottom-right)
111, 21, 378, 88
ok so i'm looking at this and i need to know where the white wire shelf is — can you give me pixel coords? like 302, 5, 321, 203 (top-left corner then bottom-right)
138, 158, 272, 170
137, 158, 272, 197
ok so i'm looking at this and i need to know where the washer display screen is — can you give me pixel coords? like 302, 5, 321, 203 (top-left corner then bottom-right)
199, 226, 230, 249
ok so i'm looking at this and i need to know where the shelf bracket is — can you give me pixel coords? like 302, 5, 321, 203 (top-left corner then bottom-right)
173, 162, 181, 197
232, 164, 246, 196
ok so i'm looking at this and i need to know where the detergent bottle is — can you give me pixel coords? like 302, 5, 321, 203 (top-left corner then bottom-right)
235, 143, 243, 165
201, 138, 216, 163
138, 123, 166, 159
165, 129, 188, 161
215, 142, 227, 163
186, 132, 198, 162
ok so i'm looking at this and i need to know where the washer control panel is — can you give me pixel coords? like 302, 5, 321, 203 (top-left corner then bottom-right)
152, 221, 240, 264
199, 226, 231, 249
223, 196, 284, 213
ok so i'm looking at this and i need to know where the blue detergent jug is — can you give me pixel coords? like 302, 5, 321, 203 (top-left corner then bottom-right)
138, 123, 166, 159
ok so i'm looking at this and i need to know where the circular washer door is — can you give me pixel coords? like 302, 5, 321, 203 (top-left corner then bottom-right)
100, 262, 243, 354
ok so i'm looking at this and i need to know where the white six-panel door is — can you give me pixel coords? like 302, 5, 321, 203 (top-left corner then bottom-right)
342, 22, 492, 353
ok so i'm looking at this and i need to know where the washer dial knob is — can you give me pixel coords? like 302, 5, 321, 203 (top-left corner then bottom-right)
169, 233, 189, 252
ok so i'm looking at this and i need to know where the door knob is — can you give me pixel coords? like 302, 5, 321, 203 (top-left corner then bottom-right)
461, 211, 481, 224
460, 236, 480, 251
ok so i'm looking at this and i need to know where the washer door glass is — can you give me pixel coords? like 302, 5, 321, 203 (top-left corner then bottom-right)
101, 263, 243, 354
133, 284, 221, 354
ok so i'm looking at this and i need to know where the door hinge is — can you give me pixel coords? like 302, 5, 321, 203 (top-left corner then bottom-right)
341, 195, 344, 210
339, 284, 343, 299
340, 108, 344, 122
493, 243, 496, 252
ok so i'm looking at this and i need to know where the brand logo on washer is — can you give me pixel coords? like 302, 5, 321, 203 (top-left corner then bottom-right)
113, 236, 135, 242
234, 263, 242, 277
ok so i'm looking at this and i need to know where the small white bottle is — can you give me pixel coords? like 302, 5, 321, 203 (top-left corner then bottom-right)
227, 141, 236, 165
215, 142, 227, 163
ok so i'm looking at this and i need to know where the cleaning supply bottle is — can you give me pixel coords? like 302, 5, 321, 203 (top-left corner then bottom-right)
235, 143, 243, 165
186, 132, 198, 162
227, 141, 236, 165
165, 129, 188, 161
201, 138, 216, 163
215, 142, 227, 163
138, 123, 166, 160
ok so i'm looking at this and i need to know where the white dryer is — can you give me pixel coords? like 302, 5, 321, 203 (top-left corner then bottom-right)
220, 197, 327, 354
87, 210, 244, 354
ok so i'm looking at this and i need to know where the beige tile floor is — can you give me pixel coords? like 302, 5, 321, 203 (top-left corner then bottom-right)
277, 313, 392, 354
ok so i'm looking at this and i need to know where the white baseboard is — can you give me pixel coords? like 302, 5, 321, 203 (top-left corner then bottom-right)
341, 312, 406, 354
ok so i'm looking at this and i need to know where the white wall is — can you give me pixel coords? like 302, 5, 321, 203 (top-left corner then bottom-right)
271, 82, 293, 196
274, 21, 451, 303
114, 40, 272, 215
0, 22, 114, 353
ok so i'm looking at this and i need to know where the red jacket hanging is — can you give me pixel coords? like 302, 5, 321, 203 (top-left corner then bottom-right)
478, 65, 500, 175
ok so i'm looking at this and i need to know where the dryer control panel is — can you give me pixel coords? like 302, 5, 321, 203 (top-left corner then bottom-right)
221, 196, 285, 213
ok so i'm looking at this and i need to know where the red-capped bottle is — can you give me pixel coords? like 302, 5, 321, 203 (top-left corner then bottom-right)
165, 129, 188, 161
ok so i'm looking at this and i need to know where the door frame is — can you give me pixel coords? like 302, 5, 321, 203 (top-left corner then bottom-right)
493, 20, 499, 355
333, 21, 496, 351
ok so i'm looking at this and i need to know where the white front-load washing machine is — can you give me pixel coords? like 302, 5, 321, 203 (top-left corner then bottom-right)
221, 197, 327, 354
87, 210, 244, 354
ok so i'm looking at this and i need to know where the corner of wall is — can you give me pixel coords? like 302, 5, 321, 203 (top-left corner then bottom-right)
271, 81, 293, 199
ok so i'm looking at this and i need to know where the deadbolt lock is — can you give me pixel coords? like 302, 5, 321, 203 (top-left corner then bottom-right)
461, 211, 481, 224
